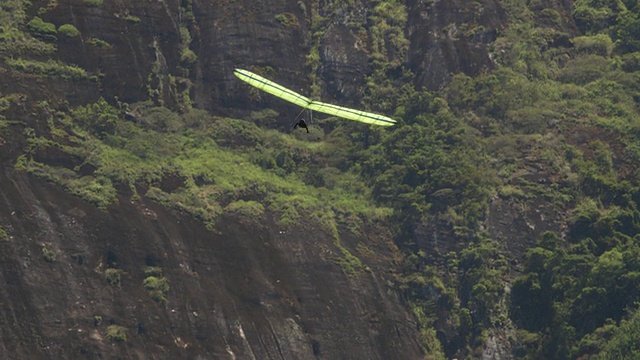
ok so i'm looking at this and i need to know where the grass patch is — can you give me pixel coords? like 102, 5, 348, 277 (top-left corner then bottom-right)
21, 159, 117, 209
84, 0, 103, 6
5, 58, 88, 80
0, 26, 56, 55
17, 103, 391, 233
224, 200, 265, 218
0, 1, 56, 55
335, 241, 366, 276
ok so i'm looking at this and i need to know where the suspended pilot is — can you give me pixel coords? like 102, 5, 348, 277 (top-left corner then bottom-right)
294, 119, 309, 133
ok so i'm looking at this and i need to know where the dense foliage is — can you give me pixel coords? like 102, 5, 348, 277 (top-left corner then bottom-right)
2, 0, 640, 358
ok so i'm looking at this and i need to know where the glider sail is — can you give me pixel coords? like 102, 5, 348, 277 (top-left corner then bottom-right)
306, 101, 395, 126
234, 68, 396, 126
234, 69, 312, 109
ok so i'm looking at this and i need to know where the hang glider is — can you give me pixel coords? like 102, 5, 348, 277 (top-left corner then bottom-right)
234, 68, 396, 127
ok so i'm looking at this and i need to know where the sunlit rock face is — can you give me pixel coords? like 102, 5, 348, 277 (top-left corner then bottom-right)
0, 169, 423, 359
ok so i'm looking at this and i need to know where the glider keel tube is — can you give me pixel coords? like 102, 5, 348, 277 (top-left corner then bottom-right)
234, 68, 396, 126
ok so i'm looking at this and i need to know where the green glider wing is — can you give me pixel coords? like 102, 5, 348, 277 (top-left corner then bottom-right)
306, 100, 396, 126
234, 68, 396, 126
234, 69, 312, 109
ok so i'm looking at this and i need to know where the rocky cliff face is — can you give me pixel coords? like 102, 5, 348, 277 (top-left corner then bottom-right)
0, 167, 421, 359
24, 0, 518, 113
0, 1, 430, 358
0, 0, 586, 358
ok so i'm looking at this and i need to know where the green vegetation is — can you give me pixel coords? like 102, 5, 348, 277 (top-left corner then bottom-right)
275, 13, 300, 28
4, 0, 640, 358
301, 0, 640, 357
87, 37, 111, 48
105, 268, 125, 286
597, 310, 640, 359
0, 26, 56, 55
26, 16, 57, 41
224, 200, 265, 218
41, 245, 55, 262
17, 97, 388, 240
84, 0, 103, 6
124, 15, 140, 23
0, 226, 8, 241
105, 325, 126, 342
57, 24, 80, 38
143, 266, 163, 277
178, 24, 197, 67
0, 0, 56, 55
143, 266, 169, 303
6, 58, 88, 80
143, 276, 169, 303
485, 0, 640, 358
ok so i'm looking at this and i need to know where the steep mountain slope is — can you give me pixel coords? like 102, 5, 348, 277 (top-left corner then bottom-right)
0, 169, 421, 359
3, 0, 640, 359
0, 0, 426, 359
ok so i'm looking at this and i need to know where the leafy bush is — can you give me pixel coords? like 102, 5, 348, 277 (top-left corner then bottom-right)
557, 55, 611, 85
180, 48, 197, 65
41, 245, 56, 262
620, 52, 640, 72
598, 309, 640, 359
143, 276, 170, 303
105, 325, 126, 342
143, 266, 163, 277
615, 9, 640, 53
124, 15, 140, 23
71, 98, 119, 138
274, 13, 300, 28
105, 268, 124, 286
57, 24, 80, 38
87, 37, 111, 48
572, 0, 622, 34
573, 34, 614, 56
26, 16, 57, 41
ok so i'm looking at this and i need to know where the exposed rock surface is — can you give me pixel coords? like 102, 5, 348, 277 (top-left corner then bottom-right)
0, 168, 422, 359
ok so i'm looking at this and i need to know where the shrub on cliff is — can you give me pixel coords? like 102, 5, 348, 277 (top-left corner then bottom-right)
26, 16, 57, 41
57, 24, 80, 38
105, 325, 127, 342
